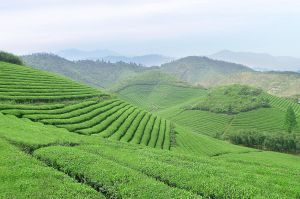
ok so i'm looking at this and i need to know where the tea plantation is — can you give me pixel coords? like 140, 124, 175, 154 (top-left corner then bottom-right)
1, 61, 300, 198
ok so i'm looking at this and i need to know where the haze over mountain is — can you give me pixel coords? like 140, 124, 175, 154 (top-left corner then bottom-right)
210, 50, 300, 72
57, 49, 173, 67
57, 49, 120, 60
103, 54, 174, 67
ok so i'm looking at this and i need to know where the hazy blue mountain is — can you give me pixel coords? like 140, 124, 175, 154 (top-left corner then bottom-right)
103, 54, 174, 67
210, 50, 300, 72
57, 49, 120, 61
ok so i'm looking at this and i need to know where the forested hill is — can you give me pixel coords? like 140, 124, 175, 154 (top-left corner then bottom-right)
22, 53, 148, 88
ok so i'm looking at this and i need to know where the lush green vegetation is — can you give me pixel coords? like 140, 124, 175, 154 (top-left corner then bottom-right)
1, 113, 300, 198
0, 51, 24, 65
0, 138, 103, 199
225, 129, 300, 153
189, 85, 270, 114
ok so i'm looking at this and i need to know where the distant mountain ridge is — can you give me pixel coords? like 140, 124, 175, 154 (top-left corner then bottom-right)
57, 49, 173, 67
210, 50, 300, 72
57, 49, 120, 61
103, 54, 174, 67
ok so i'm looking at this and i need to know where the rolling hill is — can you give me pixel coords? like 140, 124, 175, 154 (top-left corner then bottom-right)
22, 53, 300, 97
1, 60, 300, 198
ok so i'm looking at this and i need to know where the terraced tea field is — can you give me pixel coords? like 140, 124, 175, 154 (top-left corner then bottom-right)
0, 61, 103, 102
266, 94, 300, 115
0, 99, 171, 149
227, 108, 300, 133
0, 61, 170, 149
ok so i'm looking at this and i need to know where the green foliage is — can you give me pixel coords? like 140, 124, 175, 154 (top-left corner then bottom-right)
0, 139, 102, 199
226, 129, 300, 153
0, 51, 23, 65
285, 106, 297, 133
190, 85, 270, 114
34, 146, 195, 199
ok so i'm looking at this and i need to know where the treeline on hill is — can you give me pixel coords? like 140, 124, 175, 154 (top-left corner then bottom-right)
225, 130, 300, 153
0, 51, 23, 65
189, 85, 270, 114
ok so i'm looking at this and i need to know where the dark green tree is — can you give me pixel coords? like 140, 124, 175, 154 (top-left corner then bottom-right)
0, 51, 23, 65
285, 106, 297, 133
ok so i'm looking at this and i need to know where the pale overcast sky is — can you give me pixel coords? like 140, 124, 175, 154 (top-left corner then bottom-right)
1, 0, 300, 57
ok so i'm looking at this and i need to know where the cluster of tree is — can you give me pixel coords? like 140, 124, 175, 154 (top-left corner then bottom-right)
226, 130, 300, 153
285, 106, 297, 133
0, 51, 23, 65
189, 85, 270, 114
